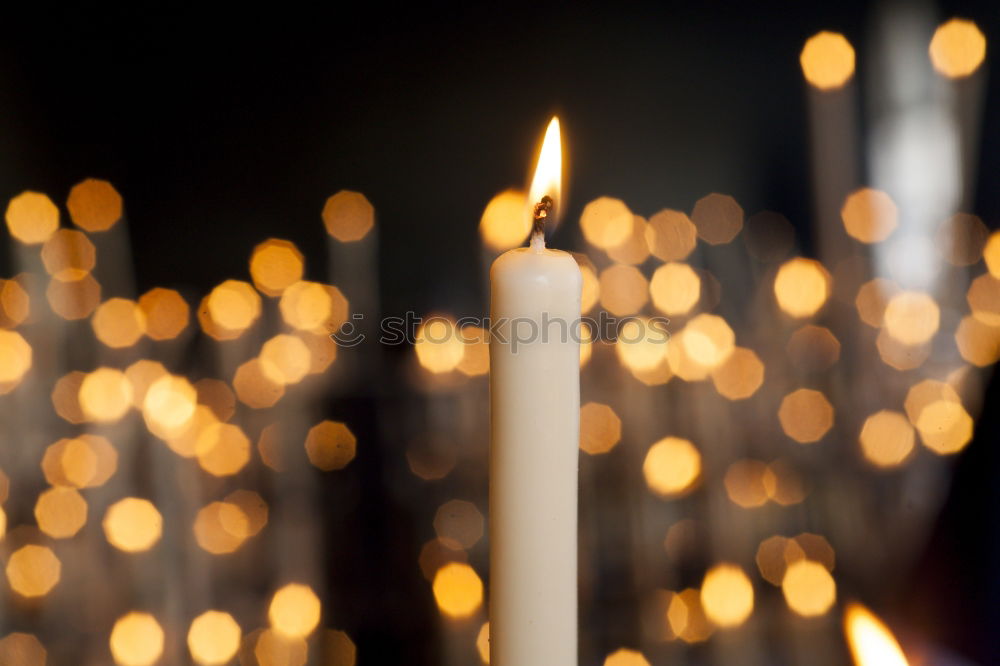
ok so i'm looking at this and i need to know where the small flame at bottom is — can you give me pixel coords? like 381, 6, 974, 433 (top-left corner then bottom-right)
844, 602, 909, 666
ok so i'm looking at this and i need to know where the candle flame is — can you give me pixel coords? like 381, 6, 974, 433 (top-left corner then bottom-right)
528, 117, 563, 220
844, 602, 909, 666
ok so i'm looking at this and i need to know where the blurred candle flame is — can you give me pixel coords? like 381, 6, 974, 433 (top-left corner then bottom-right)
528, 116, 563, 221
844, 602, 909, 666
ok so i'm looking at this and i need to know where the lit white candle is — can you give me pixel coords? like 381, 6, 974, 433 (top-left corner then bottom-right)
489, 117, 580, 665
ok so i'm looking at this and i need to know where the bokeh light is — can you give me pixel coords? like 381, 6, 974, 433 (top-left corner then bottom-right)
6, 544, 61, 598
41, 229, 96, 280
786, 325, 840, 371
138, 287, 189, 340
0, 633, 46, 665
724, 460, 770, 508
79, 367, 133, 422
0, 276, 30, 327
323, 190, 375, 242
691, 193, 743, 245
599, 264, 648, 316
607, 215, 651, 265
457, 326, 490, 377
109, 612, 164, 666
782, 560, 836, 617
103, 497, 162, 552
579, 402, 622, 455
253, 629, 308, 666
646, 209, 697, 261
859, 410, 915, 468
196, 422, 252, 476
580, 263, 600, 314
188, 610, 242, 665
415, 317, 464, 374
194, 502, 249, 554
480, 189, 530, 250
580, 197, 633, 249
432, 562, 483, 619
224, 489, 269, 538
643, 437, 701, 497
774, 258, 830, 318
800, 31, 855, 90
955, 314, 1000, 366
681, 314, 735, 369
616, 318, 669, 374
855, 278, 898, 328
126, 359, 169, 409
0, 330, 32, 387
929, 18, 987, 78
667, 588, 714, 643
34, 487, 88, 538
937, 213, 988, 266
195, 378, 237, 421
966, 273, 1000, 326
143, 374, 198, 440
5, 191, 59, 244
883, 291, 940, 346
250, 238, 305, 297
650, 262, 700, 315
915, 400, 973, 455
92, 298, 146, 348
476, 623, 490, 664
67, 178, 123, 232
233, 358, 285, 408
603, 647, 651, 666
305, 420, 357, 471
260, 334, 312, 386
46, 274, 101, 320
205, 280, 261, 339
779, 389, 834, 443
433, 499, 484, 550
840, 188, 897, 243
279, 280, 349, 335
269, 583, 322, 637
700, 564, 754, 628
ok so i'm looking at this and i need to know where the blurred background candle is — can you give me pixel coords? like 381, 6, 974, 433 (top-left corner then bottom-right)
490, 118, 581, 665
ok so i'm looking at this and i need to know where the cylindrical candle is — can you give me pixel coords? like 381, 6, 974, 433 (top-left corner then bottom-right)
489, 237, 581, 665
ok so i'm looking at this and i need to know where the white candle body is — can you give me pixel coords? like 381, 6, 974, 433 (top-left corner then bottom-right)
489, 245, 581, 666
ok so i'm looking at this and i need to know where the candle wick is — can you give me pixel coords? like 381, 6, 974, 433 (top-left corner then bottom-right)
531, 195, 553, 250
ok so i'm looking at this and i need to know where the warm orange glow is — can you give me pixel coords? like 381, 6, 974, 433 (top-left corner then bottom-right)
323, 190, 375, 242
860, 410, 915, 468
207, 280, 261, 336
691, 193, 743, 245
774, 258, 830, 318
260, 333, 312, 385
196, 422, 252, 476
667, 588, 715, 643
843, 603, 909, 666
279, 280, 348, 335
581, 197, 632, 249
711, 347, 765, 400
779, 388, 834, 443
480, 189, 530, 250
254, 629, 308, 666
43, 435, 117, 488
883, 291, 940, 346
616, 318, 669, 373
937, 213, 988, 266
0, 276, 30, 327
724, 460, 770, 508
193, 502, 249, 554
0, 633, 46, 664
476, 622, 490, 664
643, 437, 701, 497
233, 358, 285, 408
800, 31, 856, 90
608, 215, 651, 264
457, 326, 490, 377
841, 188, 898, 243
46, 274, 101, 320
305, 420, 357, 471
580, 402, 622, 455
580, 263, 600, 313
0, 330, 31, 385
650, 262, 700, 315
955, 314, 1000, 366
916, 400, 973, 455
415, 317, 464, 373
700, 564, 754, 628
967, 273, 1000, 326
682, 314, 735, 369
432, 562, 483, 619
929, 19, 986, 78
188, 610, 242, 665
323, 629, 357, 666
223, 489, 268, 538
528, 116, 562, 220
646, 209, 697, 261
143, 374, 198, 439
6, 544, 61, 598
269, 583, 322, 637
138, 287, 189, 340
79, 367, 133, 422
35, 487, 88, 538
5, 191, 59, 244
110, 612, 164, 666
103, 497, 162, 552
782, 560, 836, 617
603, 648, 651, 666
67, 178, 123, 232
41, 229, 96, 280
125, 359, 169, 409
196, 377, 237, 421
92, 298, 146, 348
250, 238, 305, 296
599, 264, 648, 316
985, 231, 1000, 278
786, 325, 840, 371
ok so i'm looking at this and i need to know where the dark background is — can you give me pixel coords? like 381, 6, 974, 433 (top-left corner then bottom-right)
0, 1, 996, 663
